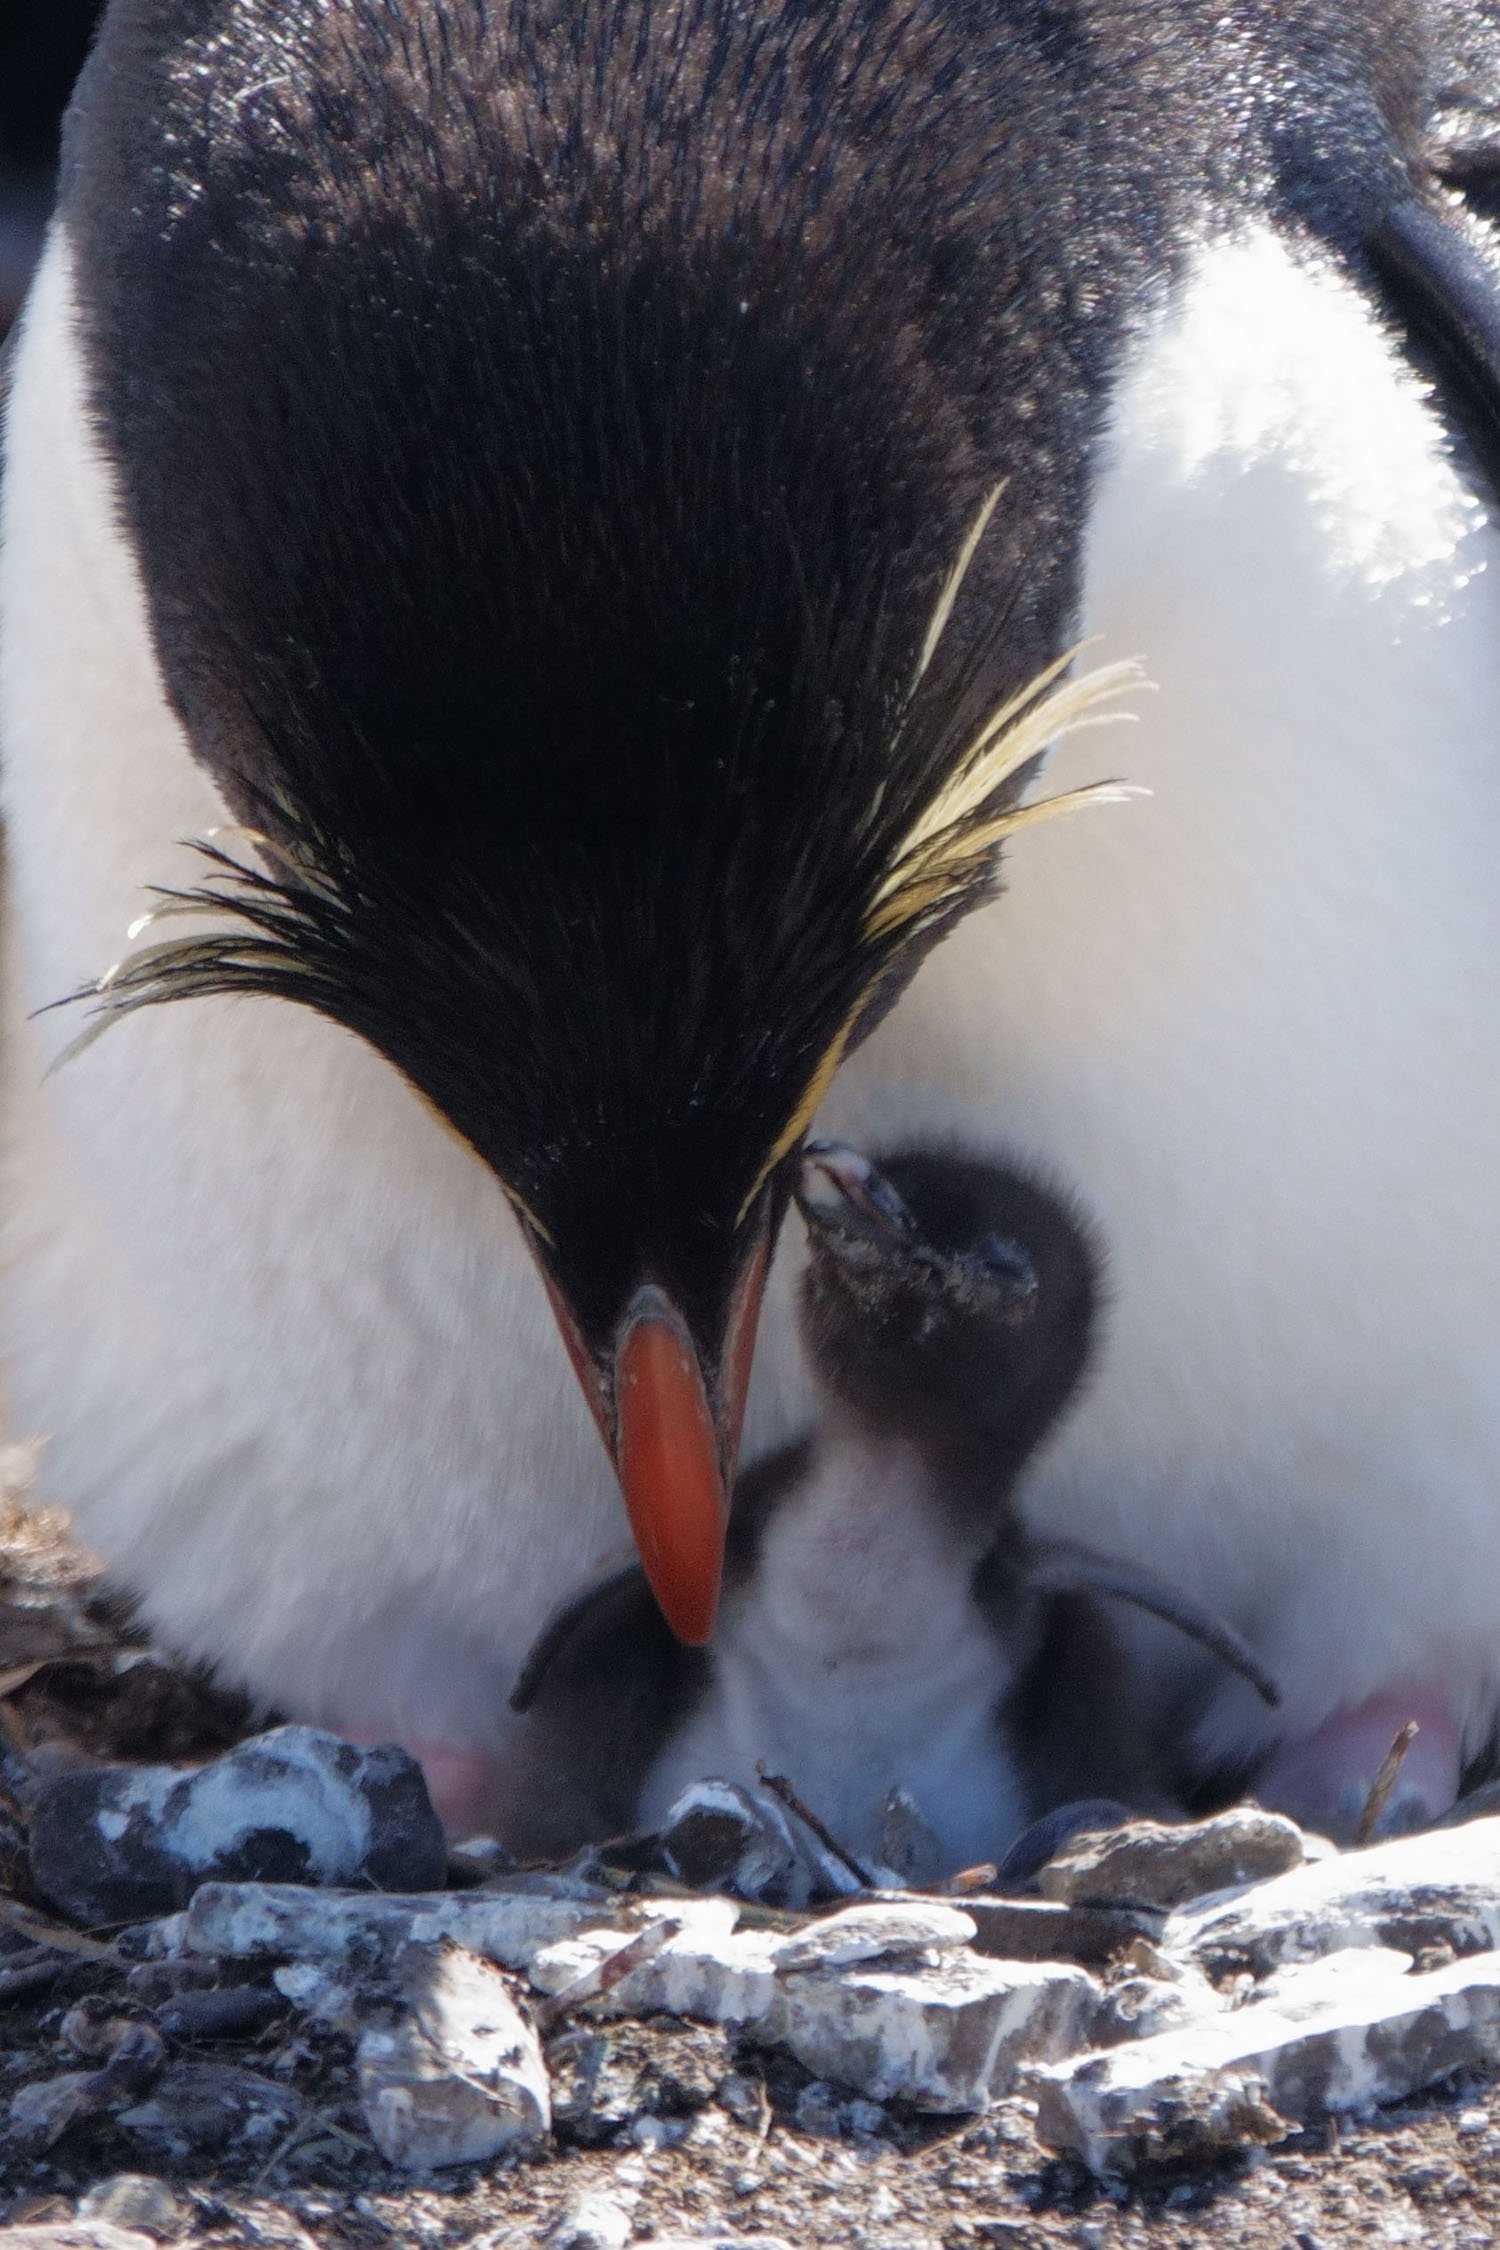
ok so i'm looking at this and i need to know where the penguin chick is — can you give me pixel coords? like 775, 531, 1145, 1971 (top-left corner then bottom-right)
509, 1142, 1275, 1872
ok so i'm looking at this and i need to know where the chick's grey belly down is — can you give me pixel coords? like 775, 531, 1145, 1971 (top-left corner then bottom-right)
3, 0, 1500, 1839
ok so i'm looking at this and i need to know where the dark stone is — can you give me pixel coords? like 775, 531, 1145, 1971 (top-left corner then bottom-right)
156, 1983, 285, 2040
648, 1780, 837, 1905
6, 2021, 166, 2154
115, 2060, 303, 2157
1036, 1810, 1305, 1911
954, 1894, 1164, 1966
25, 1723, 447, 1924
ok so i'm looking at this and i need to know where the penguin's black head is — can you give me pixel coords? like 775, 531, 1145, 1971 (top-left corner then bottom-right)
58, 0, 1142, 1648
795, 1141, 1101, 1478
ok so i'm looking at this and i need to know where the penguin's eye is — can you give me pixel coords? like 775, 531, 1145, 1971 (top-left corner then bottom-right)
976, 1234, 1039, 1305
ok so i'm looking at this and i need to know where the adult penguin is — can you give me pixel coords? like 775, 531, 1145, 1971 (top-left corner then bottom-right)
2, 2, 1497, 1837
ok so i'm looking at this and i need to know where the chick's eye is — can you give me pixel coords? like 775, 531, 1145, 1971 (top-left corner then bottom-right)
977, 1233, 1039, 1300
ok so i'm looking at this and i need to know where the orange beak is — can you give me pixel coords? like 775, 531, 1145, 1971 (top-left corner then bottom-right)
614, 1287, 728, 1644
535, 1224, 772, 1645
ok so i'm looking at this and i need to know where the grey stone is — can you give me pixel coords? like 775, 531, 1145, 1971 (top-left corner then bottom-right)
637, 2240, 794, 2249
530, 1899, 1105, 2113
534, 1916, 688, 2032
273, 1958, 361, 2030
771, 1901, 976, 1973
1252, 1944, 1415, 2014
26, 1725, 446, 1923
546, 2191, 637, 2250
792, 2079, 847, 2135
9, 2072, 114, 2153
877, 1790, 943, 1889
776, 1952, 1104, 2112
1032, 1944, 1500, 2174
73, 2177, 187, 2239
7, 2025, 165, 2152
184, 1873, 621, 1970
716, 2070, 767, 2127
116, 2060, 302, 2157
1401, 2159, 1470, 2198
0, 2231, 158, 2250
627, 2114, 689, 2150
356, 1941, 550, 2170
529, 1899, 782, 2030
1170, 1815, 1500, 1977
1037, 1809, 1305, 1911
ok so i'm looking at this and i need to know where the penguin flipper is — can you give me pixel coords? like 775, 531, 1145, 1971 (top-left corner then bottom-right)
1008, 1593, 1175, 1819
503, 1564, 695, 1859
1369, 196, 1500, 493
509, 1564, 654, 1715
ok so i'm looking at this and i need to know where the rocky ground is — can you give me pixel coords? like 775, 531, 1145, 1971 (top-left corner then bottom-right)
2, 1443, 1500, 2250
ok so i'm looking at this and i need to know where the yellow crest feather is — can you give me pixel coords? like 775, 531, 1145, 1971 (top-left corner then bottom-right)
863, 648, 1149, 945
745, 490, 1152, 1213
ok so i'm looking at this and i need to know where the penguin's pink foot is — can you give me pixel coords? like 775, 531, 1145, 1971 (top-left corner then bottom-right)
407, 1743, 511, 1840
1253, 1682, 1462, 1843
344, 1735, 506, 1841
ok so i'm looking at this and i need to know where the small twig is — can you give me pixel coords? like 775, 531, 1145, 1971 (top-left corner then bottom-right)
755, 1764, 874, 1889
919, 2114, 982, 2167
0, 1699, 32, 1755
250, 2110, 311, 2190
533, 1915, 684, 2034
1355, 1719, 1420, 1848
727, 2071, 776, 2181
250, 2103, 353, 2189
0, 1899, 121, 1963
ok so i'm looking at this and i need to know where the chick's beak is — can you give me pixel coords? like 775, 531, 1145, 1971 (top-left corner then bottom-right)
796, 1139, 916, 1243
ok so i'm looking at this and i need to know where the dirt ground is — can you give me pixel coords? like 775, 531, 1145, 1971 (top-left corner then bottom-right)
4, 1981, 1500, 2249
1, 1444, 1498, 2250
